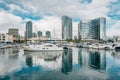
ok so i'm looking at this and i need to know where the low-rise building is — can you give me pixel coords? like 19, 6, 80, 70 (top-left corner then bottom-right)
116, 36, 120, 42
0, 33, 13, 42
28, 36, 51, 43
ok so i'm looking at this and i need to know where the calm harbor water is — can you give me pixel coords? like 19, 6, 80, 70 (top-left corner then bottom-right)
0, 47, 120, 80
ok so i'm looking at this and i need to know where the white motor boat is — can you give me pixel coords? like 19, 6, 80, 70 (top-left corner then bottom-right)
88, 43, 106, 49
23, 43, 64, 51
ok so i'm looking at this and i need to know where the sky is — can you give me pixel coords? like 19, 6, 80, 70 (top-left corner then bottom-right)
0, 0, 120, 38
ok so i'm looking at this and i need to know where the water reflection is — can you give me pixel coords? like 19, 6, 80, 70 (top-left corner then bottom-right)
89, 50, 106, 70
0, 48, 120, 80
26, 54, 33, 67
0, 48, 20, 76
24, 51, 62, 62
8, 49, 19, 59
78, 48, 89, 67
111, 50, 120, 59
78, 49, 106, 70
0, 49, 5, 55
61, 49, 72, 74
24, 51, 63, 70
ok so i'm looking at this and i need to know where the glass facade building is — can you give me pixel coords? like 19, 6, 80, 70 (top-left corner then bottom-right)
25, 21, 33, 39
38, 31, 42, 37
62, 16, 72, 40
78, 17, 106, 41
46, 31, 51, 37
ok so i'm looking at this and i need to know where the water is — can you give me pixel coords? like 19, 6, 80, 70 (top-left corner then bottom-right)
0, 48, 120, 80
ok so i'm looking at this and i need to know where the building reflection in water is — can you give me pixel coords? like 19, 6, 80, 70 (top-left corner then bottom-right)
8, 49, 19, 59
0, 49, 5, 55
78, 48, 89, 67
24, 51, 62, 68
78, 48, 106, 70
111, 50, 120, 59
89, 50, 106, 70
61, 48, 72, 74
0, 48, 19, 59
26, 54, 33, 67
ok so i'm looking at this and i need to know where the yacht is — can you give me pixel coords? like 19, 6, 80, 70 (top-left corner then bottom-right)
23, 43, 64, 51
112, 43, 120, 50
88, 43, 120, 50
88, 43, 105, 49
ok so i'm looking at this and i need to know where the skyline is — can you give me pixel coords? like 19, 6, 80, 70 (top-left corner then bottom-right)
0, 0, 120, 38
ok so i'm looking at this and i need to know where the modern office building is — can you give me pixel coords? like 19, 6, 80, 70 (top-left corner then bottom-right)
25, 21, 33, 40
38, 31, 42, 37
46, 31, 51, 38
62, 16, 72, 40
78, 17, 106, 41
99, 18, 106, 40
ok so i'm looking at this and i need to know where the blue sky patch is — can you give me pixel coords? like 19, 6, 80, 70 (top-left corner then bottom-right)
72, 17, 81, 22
0, 2, 10, 10
0, 0, 42, 20
79, 0, 92, 3
13, 10, 41, 20
107, 0, 120, 20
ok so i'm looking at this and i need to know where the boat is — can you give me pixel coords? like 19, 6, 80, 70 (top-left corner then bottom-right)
113, 43, 120, 50
88, 43, 105, 49
23, 43, 64, 51
87, 43, 120, 50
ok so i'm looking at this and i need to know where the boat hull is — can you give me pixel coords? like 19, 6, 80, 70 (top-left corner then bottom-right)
23, 43, 64, 52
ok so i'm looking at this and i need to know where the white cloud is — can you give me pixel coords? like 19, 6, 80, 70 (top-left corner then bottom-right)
107, 22, 120, 37
31, 16, 79, 39
9, 0, 117, 38
32, 16, 62, 38
9, 0, 115, 19
0, 9, 24, 35
0, 0, 120, 37
8, 4, 29, 14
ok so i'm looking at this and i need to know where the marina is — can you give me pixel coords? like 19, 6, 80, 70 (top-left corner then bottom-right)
0, 0, 120, 80
0, 47, 120, 80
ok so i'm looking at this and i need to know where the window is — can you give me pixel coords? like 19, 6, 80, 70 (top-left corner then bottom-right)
44, 45, 53, 47
3, 36, 5, 38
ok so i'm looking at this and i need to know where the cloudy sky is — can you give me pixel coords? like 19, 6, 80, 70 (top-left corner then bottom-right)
0, 0, 120, 38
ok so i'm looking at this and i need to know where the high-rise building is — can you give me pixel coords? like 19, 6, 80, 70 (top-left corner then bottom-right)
78, 17, 106, 41
62, 16, 72, 40
25, 21, 32, 40
99, 18, 106, 40
38, 31, 42, 37
46, 31, 51, 37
